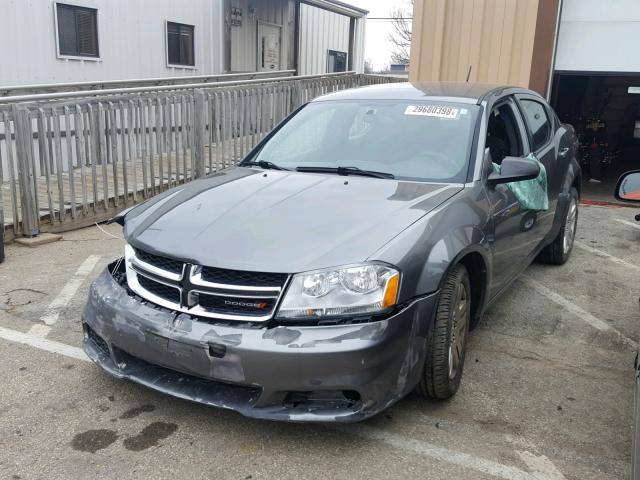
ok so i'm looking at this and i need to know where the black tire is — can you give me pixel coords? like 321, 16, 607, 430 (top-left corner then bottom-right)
537, 187, 579, 265
416, 263, 471, 400
0, 231, 4, 264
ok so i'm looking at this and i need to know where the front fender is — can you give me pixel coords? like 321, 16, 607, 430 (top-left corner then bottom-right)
419, 228, 491, 296
369, 187, 492, 304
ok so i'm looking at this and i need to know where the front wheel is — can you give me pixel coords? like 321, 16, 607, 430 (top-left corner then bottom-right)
537, 187, 579, 265
416, 263, 471, 400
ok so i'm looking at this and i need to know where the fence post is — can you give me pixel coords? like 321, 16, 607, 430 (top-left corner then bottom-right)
290, 81, 303, 111
193, 89, 206, 178
11, 105, 39, 237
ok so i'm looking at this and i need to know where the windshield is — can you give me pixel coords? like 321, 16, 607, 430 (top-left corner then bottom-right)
247, 100, 479, 182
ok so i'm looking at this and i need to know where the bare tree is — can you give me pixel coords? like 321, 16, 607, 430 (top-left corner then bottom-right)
388, 3, 413, 65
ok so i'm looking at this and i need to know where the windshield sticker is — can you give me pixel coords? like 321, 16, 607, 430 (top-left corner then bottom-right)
404, 105, 459, 119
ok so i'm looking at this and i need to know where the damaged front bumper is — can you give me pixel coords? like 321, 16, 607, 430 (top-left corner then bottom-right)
82, 267, 437, 422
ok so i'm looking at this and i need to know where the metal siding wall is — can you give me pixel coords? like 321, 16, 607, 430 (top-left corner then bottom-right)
351, 16, 366, 74
0, 0, 224, 86
230, 0, 294, 72
299, 4, 351, 76
409, 0, 540, 87
555, 0, 640, 72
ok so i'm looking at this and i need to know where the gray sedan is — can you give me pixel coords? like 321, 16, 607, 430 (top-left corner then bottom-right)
82, 82, 581, 422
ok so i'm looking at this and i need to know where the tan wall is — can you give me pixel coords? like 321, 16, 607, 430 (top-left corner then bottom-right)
409, 0, 556, 92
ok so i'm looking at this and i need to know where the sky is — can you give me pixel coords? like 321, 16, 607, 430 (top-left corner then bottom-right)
347, 0, 414, 71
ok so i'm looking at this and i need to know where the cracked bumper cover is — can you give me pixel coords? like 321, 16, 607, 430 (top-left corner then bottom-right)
82, 268, 437, 422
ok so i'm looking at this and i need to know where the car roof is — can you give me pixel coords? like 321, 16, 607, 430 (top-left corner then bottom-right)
312, 81, 530, 105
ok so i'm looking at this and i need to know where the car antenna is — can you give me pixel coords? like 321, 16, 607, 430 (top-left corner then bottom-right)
466, 65, 472, 82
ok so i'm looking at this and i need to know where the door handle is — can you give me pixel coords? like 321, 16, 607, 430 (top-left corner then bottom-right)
558, 147, 569, 158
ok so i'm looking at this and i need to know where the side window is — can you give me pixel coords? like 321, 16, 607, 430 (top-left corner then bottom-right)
485, 102, 524, 165
328, 50, 347, 73
520, 100, 551, 151
56, 3, 99, 58
167, 22, 195, 67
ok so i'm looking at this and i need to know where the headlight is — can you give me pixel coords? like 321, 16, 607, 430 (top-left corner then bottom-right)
276, 263, 400, 319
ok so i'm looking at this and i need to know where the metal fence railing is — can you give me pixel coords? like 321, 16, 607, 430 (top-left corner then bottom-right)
0, 70, 296, 98
0, 72, 403, 241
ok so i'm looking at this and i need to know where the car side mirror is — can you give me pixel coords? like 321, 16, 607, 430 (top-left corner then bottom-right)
615, 171, 640, 202
487, 156, 540, 186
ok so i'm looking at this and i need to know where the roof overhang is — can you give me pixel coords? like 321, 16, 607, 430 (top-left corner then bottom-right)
299, 0, 368, 18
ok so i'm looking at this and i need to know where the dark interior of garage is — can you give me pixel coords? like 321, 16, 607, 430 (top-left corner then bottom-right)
550, 73, 640, 201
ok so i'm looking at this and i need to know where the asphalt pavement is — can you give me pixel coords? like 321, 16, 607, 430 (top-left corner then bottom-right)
0, 203, 639, 480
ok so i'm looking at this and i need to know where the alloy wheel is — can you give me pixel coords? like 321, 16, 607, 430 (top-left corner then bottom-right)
563, 198, 578, 255
448, 281, 468, 380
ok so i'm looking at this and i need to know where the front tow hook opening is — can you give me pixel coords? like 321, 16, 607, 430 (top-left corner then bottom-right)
208, 343, 227, 358
282, 390, 362, 410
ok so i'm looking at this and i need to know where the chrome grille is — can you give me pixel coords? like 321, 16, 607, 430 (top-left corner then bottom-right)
134, 248, 184, 275
137, 275, 181, 305
200, 267, 287, 287
124, 245, 287, 322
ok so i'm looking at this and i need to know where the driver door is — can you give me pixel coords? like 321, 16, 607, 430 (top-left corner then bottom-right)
484, 97, 540, 297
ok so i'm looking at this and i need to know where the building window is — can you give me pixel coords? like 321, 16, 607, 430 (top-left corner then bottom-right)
167, 22, 195, 67
328, 50, 347, 73
56, 3, 99, 58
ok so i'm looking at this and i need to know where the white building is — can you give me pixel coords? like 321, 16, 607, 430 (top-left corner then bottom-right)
0, 0, 367, 86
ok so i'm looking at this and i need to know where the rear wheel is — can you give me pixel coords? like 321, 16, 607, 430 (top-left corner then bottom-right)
537, 187, 578, 265
416, 263, 471, 400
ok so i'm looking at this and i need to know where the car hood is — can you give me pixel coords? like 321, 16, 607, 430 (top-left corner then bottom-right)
124, 167, 462, 273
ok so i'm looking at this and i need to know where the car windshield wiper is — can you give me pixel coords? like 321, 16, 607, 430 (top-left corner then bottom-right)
296, 166, 395, 179
242, 160, 290, 171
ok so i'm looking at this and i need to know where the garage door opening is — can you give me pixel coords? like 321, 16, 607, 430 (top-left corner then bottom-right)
550, 73, 640, 201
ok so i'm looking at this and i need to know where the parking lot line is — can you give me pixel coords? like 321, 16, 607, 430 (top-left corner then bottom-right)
0, 321, 570, 480
615, 218, 640, 231
28, 323, 52, 337
36, 255, 102, 329
521, 276, 638, 349
334, 424, 567, 480
574, 241, 639, 271
0, 325, 89, 362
